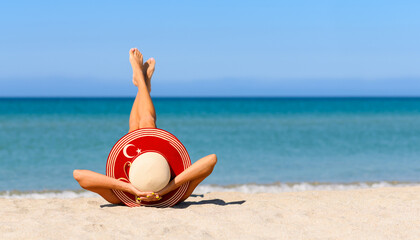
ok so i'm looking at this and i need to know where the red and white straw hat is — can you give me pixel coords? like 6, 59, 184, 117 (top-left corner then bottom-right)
106, 128, 191, 207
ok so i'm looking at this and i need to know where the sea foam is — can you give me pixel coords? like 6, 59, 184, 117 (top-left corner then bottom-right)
1, 181, 419, 199
193, 181, 420, 194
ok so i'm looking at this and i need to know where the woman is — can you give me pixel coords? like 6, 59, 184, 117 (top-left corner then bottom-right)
73, 48, 217, 205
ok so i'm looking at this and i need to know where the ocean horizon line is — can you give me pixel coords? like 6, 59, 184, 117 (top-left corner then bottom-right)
1, 96, 420, 100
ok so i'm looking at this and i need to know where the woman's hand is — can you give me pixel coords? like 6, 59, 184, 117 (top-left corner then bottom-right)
136, 192, 162, 202
130, 184, 162, 203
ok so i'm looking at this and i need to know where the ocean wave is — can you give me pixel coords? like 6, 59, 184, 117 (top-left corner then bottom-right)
1, 181, 419, 199
194, 181, 420, 194
0, 190, 97, 199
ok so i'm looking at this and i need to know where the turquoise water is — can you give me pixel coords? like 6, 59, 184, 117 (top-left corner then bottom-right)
0, 98, 420, 194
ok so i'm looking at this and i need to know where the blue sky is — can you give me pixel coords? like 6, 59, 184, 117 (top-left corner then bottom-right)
1, 0, 420, 96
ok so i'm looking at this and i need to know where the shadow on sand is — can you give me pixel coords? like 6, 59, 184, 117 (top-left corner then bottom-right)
100, 194, 246, 209
173, 199, 246, 209
100, 203, 125, 208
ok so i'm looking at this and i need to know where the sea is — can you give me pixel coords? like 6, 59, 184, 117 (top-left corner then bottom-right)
1, 97, 420, 198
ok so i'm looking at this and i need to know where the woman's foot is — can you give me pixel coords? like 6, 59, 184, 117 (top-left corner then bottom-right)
143, 58, 156, 93
129, 48, 145, 86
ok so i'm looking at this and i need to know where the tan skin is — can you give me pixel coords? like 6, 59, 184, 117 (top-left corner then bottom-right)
73, 48, 217, 205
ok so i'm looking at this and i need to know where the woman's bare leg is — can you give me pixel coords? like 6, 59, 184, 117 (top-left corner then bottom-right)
129, 48, 157, 129
73, 49, 158, 204
129, 54, 156, 132
129, 97, 141, 132
141, 154, 217, 202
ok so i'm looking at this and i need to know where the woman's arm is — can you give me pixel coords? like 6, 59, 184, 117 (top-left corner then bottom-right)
73, 169, 157, 202
152, 154, 217, 197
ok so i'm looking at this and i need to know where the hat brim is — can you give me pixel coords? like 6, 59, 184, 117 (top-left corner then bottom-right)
106, 128, 191, 207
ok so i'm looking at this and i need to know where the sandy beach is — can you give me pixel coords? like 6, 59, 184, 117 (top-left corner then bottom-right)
2, 186, 420, 240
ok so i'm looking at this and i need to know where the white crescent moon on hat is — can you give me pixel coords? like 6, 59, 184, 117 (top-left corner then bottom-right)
123, 144, 136, 158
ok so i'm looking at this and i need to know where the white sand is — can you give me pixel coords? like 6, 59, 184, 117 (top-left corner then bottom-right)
1, 186, 420, 240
